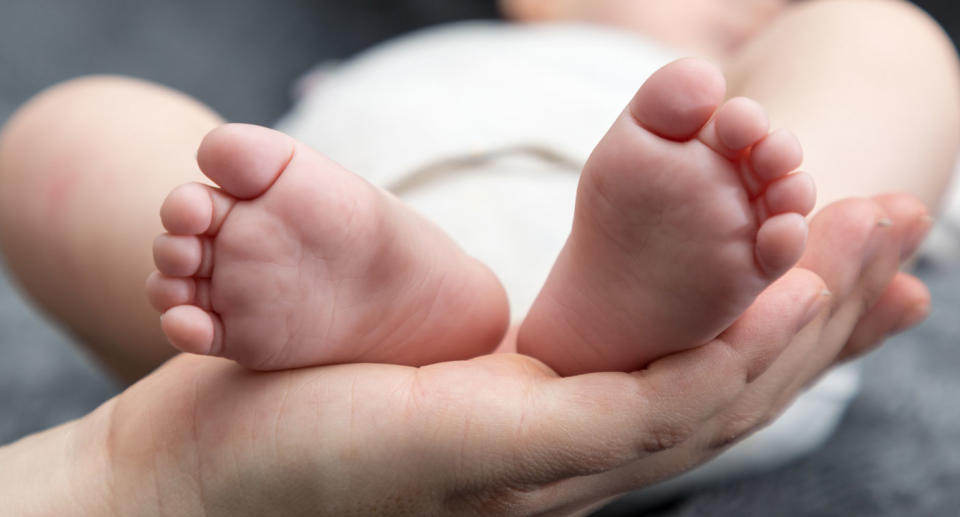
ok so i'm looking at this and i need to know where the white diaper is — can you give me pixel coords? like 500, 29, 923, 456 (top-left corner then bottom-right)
276, 20, 869, 503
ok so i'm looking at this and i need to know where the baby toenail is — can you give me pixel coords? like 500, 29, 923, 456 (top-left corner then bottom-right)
877, 218, 894, 228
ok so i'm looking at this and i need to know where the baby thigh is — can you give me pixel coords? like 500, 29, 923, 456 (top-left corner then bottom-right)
0, 77, 222, 383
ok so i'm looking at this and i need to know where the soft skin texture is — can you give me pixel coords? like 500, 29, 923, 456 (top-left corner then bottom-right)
150, 124, 510, 370
518, 58, 814, 375
0, 0, 952, 514
0, 0, 954, 385
151, 58, 814, 375
0, 195, 932, 517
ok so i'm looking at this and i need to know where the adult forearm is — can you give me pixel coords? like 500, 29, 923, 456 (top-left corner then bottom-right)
0, 406, 121, 516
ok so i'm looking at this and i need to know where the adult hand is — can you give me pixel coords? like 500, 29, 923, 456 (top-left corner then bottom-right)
2, 195, 931, 516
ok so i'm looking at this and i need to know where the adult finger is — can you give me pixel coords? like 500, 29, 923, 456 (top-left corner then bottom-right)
447, 268, 828, 513
796, 197, 896, 304
838, 271, 930, 363
834, 193, 934, 361
741, 195, 925, 417
783, 193, 930, 389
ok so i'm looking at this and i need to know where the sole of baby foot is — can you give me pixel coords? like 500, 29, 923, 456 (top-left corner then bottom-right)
148, 124, 509, 370
519, 58, 815, 375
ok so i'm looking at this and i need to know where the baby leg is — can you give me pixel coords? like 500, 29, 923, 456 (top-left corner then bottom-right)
0, 77, 221, 383
725, 0, 959, 211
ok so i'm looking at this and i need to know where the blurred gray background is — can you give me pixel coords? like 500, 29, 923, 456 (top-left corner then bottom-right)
1, 1, 959, 515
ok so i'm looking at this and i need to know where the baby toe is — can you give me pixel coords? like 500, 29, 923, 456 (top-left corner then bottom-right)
762, 172, 817, 218
750, 129, 803, 182
146, 271, 195, 311
153, 234, 213, 277
161, 182, 236, 236
755, 213, 808, 278
197, 124, 295, 200
161, 305, 223, 356
161, 183, 213, 235
714, 97, 770, 152
629, 58, 727, 141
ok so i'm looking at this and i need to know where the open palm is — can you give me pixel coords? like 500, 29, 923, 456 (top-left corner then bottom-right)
102, 195, 929, 516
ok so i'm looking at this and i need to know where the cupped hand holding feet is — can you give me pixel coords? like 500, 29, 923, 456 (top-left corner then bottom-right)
149, 59, 817, 375
14, 194, 931, 516
128, 57, 936, 516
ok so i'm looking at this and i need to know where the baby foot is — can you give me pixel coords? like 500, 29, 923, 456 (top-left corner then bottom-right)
147, 124, 509, 370
518, 58, 816, 375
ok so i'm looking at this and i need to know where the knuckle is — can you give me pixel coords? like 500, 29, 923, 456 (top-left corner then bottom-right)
638, 421, 695, 454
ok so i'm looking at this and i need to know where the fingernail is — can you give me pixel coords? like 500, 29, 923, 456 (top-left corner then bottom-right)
801, 288, 832, 326
893, 303, 931, 334
901, 215, 934, 260
877, 218, 894, 228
